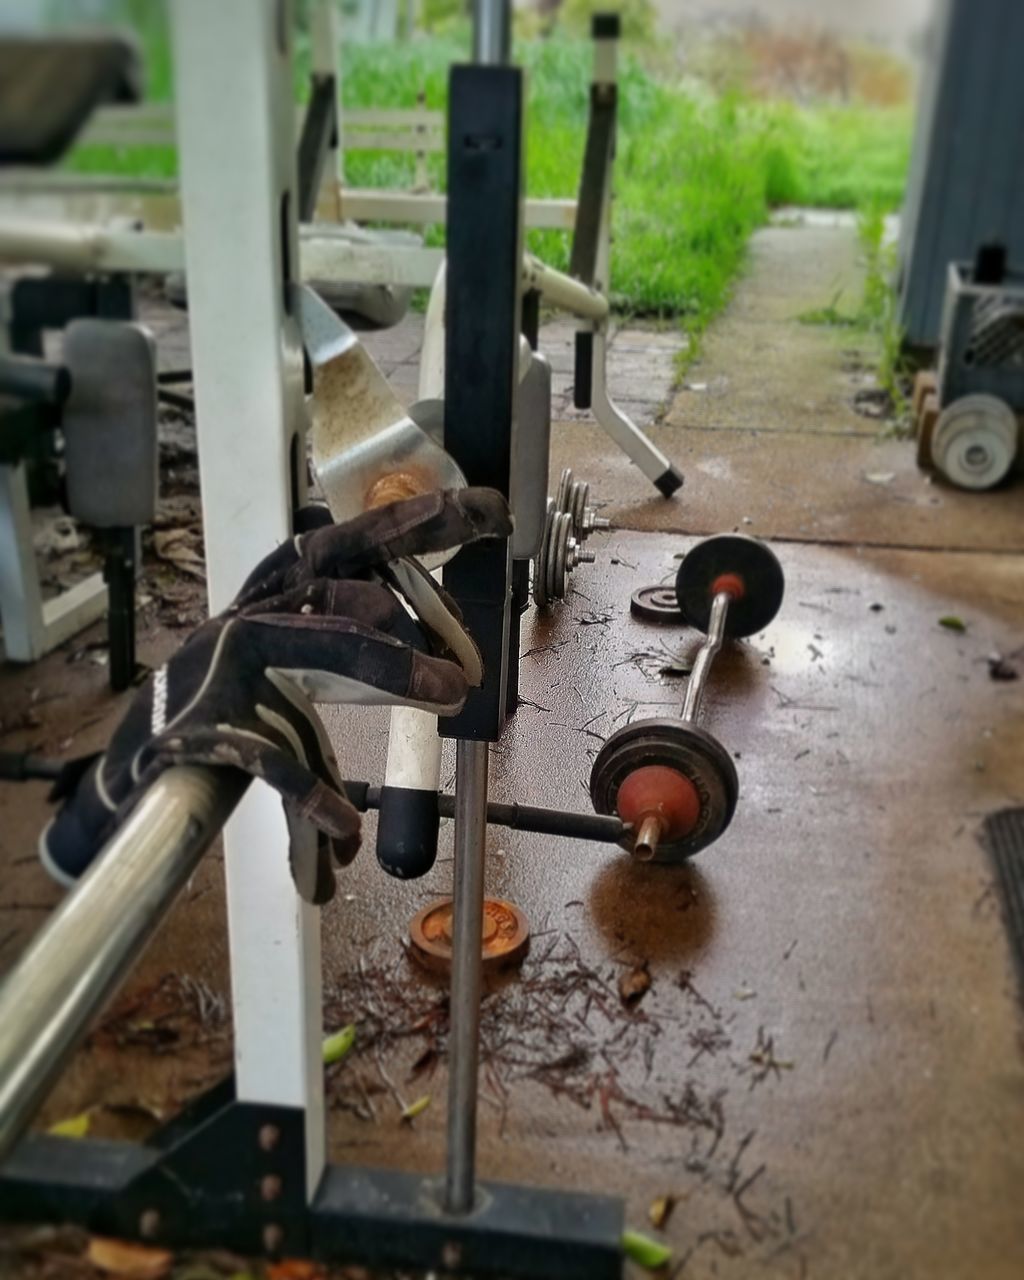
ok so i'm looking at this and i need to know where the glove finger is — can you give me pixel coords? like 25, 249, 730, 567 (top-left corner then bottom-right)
39, 756, 118, 887
386, 558, 483, 685
294, 503, 333, 534
282, 808, 337, 905
148, 727, 364, 904
245, 577, 437, 659
300, 487, 511, 582
248, 614, 470, 713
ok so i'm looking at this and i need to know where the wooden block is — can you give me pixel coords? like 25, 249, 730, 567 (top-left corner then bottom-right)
916, 392, 940, 470
912, 369, 938, 419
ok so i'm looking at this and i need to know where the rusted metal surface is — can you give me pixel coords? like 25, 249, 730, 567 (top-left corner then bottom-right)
409, 896, 530, 973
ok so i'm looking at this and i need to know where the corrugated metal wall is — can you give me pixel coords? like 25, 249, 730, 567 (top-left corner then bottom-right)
897, 0, 1024, 348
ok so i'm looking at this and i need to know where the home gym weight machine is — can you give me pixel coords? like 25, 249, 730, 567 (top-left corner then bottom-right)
0, 3, 784, 1274
0, 1, 677, 684
0, 35, 156, 685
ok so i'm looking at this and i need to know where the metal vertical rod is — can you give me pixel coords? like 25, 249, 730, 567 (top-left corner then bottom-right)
681, 592, 730, 723
104, 525, 137, 692
473, 0, 511, 65
445, 738, 490, 1214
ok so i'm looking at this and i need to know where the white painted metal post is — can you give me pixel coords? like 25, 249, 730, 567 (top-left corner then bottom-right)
0, 462, 107, 662
171, 0, 325, 1194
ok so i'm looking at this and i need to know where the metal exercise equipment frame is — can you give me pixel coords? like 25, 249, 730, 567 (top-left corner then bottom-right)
0, 1, 576, 251
374, 9, 682, 881
0, 2, 677, 676
0, 2, 625, 1275
0, 0, 677, 493
0, 275, 141, 668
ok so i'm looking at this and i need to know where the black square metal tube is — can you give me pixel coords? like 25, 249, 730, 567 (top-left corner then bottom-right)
440, 62, 524, 742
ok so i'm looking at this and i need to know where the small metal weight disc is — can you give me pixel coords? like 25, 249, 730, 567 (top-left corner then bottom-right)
675, 534, 785, 638
931, 393, 1018, 491
590, 718, 739, 862
532, 501, 555, 608
409, 897, 530, 973
630, 584, 682, 622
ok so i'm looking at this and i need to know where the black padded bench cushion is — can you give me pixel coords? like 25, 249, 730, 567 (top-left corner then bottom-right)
0, 35, 140, 166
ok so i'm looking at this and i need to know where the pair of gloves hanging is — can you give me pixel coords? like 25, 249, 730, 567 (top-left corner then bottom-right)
41, 488, 510, 904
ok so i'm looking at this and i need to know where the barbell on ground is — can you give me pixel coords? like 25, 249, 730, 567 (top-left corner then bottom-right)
590, 533, 785, 863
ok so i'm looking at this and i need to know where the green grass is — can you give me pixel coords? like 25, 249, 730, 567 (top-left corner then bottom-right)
61, 16, 911, 351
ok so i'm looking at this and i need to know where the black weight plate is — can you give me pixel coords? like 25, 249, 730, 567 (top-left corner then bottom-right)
630, 583, 682, 623
589, 718, 738, 863
675, 534, 784, 638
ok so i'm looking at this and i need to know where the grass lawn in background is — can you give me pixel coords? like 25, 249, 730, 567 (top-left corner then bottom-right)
64, 27, 912, 357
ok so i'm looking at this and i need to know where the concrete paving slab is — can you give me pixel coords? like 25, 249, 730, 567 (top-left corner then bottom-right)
663, 225, 880, 435
3, 535, 1023, 1279
552, 421, 1024, 552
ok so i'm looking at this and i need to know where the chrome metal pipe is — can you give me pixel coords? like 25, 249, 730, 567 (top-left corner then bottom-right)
444, 739, 489, 1214
472, 0, 511, 65
0, 765, 247, 1164
681, 591, 730, 723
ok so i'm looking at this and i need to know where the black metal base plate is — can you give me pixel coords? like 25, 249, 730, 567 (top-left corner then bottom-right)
1, 1122, 624, 1280
312, 1166, 624, 1279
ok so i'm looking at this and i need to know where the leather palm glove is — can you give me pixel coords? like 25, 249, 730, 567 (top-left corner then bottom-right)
40, 488, 511, 903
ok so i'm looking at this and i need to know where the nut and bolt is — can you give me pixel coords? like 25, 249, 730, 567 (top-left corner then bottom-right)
556, 467, 610, 542
258, 1124, 280, 1152
262, 1223, 285, 1255
441, 1241, 463, 1269
138, 1209, 160, 1240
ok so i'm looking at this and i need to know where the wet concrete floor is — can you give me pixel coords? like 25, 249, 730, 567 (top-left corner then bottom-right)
2, 222, 1023, 1278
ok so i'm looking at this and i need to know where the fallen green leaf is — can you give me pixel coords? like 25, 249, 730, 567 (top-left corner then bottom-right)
622, 1229, 672, 1270
322, 1024, 356, 1066
648, 1194, 675, 1230
939, 616, 966, 632
401, 1094, 432, 1122
48, 1110, 91, 1138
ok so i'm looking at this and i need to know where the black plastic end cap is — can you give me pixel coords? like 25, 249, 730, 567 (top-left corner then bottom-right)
592, 13, 621, 38
654, 463, 684, 498
375, 786, 440, 880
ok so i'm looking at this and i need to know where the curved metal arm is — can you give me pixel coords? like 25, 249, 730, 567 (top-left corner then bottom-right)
0, 765, 248, 1164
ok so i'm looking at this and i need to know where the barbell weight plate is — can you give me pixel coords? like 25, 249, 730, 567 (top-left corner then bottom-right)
532, 501, 555, 608
630, 583, 683, 623
931, 393, 1018, 491
589, 718, 739, 863
409, 896, 530, 972
556, 467, 573, 512
675, 534, 785, 638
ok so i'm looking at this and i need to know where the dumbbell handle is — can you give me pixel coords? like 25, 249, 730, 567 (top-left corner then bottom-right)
681, 590, 730, 723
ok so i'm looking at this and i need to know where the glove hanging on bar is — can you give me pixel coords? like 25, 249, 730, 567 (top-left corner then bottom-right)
41, 488, 511, 903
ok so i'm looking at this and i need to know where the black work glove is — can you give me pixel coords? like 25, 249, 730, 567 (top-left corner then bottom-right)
40, 488, 511, 903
